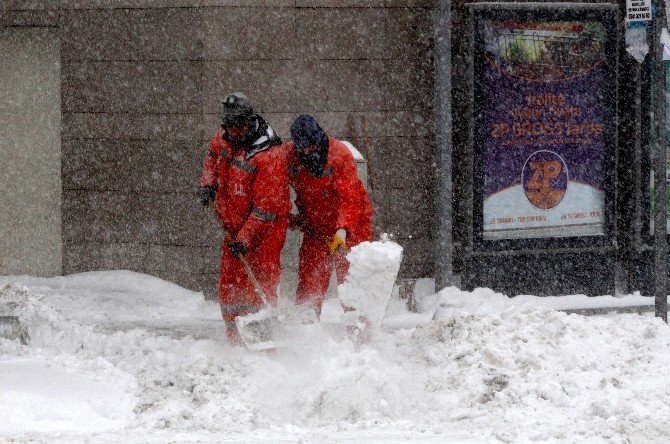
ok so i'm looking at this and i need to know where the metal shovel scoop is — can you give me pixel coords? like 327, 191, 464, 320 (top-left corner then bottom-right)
233, 252, 287, 351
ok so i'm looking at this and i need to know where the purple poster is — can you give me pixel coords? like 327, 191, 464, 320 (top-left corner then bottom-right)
482, 21, 607, 240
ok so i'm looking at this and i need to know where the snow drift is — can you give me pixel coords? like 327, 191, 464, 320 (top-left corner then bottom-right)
1, 272, 670, 442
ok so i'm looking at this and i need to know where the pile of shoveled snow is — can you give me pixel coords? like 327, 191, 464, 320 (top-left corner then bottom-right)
2, 273, 670, 442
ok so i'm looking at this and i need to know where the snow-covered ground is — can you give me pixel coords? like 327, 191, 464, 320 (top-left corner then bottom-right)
2, 270, 670, 443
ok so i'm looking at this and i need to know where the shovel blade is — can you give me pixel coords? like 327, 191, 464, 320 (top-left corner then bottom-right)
235, 309, 286, 351
0, 316, 23, 342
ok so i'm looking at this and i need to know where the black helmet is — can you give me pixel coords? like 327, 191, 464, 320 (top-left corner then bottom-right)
221, 92, 254, 127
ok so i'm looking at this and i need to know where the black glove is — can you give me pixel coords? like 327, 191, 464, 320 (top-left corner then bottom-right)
228, 241, 247, 259
289, 213, 305, 231
197, 185, 217, 206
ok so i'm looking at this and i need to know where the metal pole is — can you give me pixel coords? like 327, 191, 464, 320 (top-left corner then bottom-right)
434, 0, 454, 288
652, 0, 668, 321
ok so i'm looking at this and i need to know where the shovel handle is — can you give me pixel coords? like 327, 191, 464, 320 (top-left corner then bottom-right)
237, 253, 270, 307
209, 206, 270, 307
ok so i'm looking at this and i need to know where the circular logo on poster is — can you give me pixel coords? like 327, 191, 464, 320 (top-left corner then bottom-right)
522, 150, 568, 210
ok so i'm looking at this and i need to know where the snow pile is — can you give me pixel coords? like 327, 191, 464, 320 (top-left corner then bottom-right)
419, 285, 659, 314
2, 272, 670, 441
0, 283, 137, 434
0, 271, 220, 329
338, 240, 403, 329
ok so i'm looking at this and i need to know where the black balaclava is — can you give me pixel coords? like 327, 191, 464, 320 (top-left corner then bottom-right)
291, 114, 329, 176
221, 92, 257, 149
222, 115, 258, 149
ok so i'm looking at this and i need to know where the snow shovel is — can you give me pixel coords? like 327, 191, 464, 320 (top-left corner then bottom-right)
0, 316, 26, 344
232, 252, 288, 351
210, 209, 286, 350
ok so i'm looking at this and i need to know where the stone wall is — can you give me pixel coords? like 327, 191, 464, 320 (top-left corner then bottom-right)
1, 0, 435, 297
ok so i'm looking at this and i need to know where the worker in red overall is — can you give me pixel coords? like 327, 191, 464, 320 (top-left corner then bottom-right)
287, 114, 373, 315
199, 93, 290, 342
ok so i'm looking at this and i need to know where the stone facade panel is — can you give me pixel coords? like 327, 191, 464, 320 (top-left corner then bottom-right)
63, 190, 219, 245
63, 241, 150, 273
62, 61, 201, 113
385, 6, 433, 59
60, 8, 202, 61
374, 185, 434, 239
1, 0, 58, 10
63, 112, 202, 141
62, 138, 202, 193
296, 0, 384, 6
397, 236, 434, 277
146, 244, 220, 274
0, 9, 58, 26
202, 7, 296, 60
294, 8, 388, 60
203, 59, 305, 113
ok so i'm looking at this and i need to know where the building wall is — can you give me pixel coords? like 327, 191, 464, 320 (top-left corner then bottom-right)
0, 0, 435, 298
0, 26, 62, 276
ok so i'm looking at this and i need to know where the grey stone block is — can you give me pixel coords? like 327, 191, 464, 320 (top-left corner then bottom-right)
299, 59, 432, 112
328, 111, 434, 138
366, 135, 436, 190
203, 60, 328, 114
382, 57, 434, 111
374, 185, 434, 238
62, 240, 219, 297
385, 7, 433, 59
372, 134, 435, 163
62, 190, 221, 246
153, 270, 219, 296
202, 7, 296, 60
308, 59, 388, 111
59, 0, 203, 8
0, 9, 58, 26
294, 8, 388, 60
200, 0, 294, 5
60, 8, 202, 61
62, 138, 203, 193
140, 193, 223, 246
62, 241, 150, 273
396, 236, 434, 278
62, 61, 201, 113
203, 60, 305, 113
62, 112, 202, 141
296, 0, 384, 6
1, 0, 57, 10
385, 0, 434, 8
145, 244, 220, 274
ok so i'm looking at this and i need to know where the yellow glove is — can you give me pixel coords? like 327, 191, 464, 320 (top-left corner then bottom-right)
329, 228, 347, 254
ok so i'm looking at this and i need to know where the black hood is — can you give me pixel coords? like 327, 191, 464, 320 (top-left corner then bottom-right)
291, 114, 329, 176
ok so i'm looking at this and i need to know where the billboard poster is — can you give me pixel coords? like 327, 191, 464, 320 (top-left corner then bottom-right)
481, 20, 608, 240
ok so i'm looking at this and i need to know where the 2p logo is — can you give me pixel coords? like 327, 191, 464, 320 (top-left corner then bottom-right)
522, 150, 568, 210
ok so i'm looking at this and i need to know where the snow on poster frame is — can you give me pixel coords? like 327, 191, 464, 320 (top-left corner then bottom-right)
471, 3, 618, 248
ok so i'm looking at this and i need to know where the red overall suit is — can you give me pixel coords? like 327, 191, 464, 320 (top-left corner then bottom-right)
287, 137, 373, 312
201, 125, 290, 338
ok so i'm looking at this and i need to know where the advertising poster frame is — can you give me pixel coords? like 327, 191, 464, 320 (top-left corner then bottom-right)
470, 3, 618, 253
